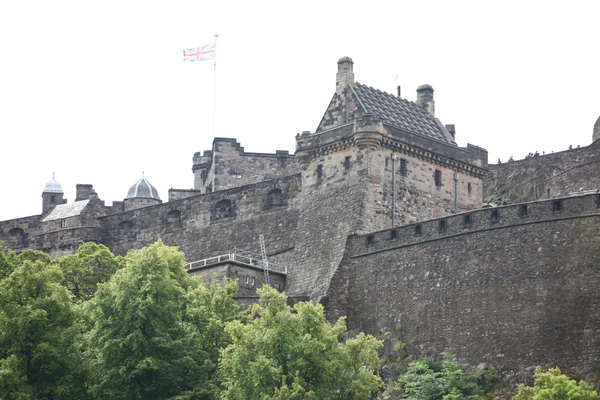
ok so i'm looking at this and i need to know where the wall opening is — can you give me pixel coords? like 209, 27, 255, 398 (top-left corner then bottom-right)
344, 156, 351, 170
366, 235, 374, 246
415, 224, 422, 235
214, 199, 234, 220
463, 214, 471, 227
596, 194, 600, 208
400, 159, 408, 177
468, 182, 472, 195
61, 219, 67, 228
166, 210, 183, 229
316, 164, 323, 180
438, 219, 447, 232
519, 204, 529, 217
434, 170, 442, 188
266, 188, 284, 209
552, 200, 563, 213
390, 230, 397, 240
491, 209, 500, 222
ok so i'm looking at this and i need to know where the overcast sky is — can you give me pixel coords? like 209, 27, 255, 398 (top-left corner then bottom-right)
1, 1, 599, 222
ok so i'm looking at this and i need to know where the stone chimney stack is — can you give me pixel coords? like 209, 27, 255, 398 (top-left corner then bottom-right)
336, 57, 354, 94
445, 124, 456, 138
416, 84, 435, 117
593, 116, 600, 143
397, 85, 401, 98
76, 184, 94, 201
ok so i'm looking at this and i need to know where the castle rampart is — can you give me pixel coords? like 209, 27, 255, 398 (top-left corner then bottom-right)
325, 193, 600, 373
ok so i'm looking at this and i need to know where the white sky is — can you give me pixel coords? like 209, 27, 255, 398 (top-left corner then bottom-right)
1, 1, 599, 222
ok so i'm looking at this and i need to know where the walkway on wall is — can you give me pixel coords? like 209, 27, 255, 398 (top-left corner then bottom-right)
185, 248, 288, 274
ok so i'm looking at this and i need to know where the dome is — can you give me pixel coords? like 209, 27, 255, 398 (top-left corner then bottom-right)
43, 173, 63, 193
337, 56, 353, 64
125, 174, 161, 200
416, 84, 434, 92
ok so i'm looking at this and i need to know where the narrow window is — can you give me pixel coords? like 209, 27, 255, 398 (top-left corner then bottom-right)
434, 170, 442, 188
491, 209, 500, 222
245, 276, 249, 284
278, 157, 286, 167
390, 230, 397, 240
316, 164, 323, 180
519, 204, 529, 217
468, 182, 472, 195
61, 219, 67, 228
400, 159, 408, 177
344, 156, 351, 170
50, 195, 56, 204
463, 214, 471, 227
438, 219, 447, 231
385, 158, 389, 168
552, 200, 563, 212
366, 235, 374, 246
251, 277, 255, 286
596, 194, 600, 209
415, 224, 422, 235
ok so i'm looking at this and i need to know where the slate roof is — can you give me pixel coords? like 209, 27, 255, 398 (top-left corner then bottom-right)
352, 83, 454, 144
42, 200, 89, 222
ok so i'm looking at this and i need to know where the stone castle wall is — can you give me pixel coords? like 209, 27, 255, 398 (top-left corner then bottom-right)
101, 174, 302, 262
325, 193, 600, 373
192, 138, 298, 193
485, 140, 600, 203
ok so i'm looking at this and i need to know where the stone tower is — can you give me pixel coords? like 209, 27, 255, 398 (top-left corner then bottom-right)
42, 173, 66, 214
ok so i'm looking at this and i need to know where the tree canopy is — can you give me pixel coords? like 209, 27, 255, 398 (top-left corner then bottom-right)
514, 367, 600, 400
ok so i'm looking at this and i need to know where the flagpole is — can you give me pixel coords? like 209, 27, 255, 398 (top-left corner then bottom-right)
213, 34, 218, 138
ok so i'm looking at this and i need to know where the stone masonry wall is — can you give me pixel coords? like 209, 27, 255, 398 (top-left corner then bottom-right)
101, 174, 302, 263
192, 138, 298, 193
326, 193, 600, 374
485, 140, 600, 203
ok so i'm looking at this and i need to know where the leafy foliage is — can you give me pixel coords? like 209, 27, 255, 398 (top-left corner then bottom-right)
0, 250, 85, 399
86, 240, 242, 400
396, 350, 498, 400
219, 286, 383, 400
52, 242, 124, 301
514, 367, 600, 400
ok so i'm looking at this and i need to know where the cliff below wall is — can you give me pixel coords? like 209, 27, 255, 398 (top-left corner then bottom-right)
484, 141, 600, 203
327, 194, 600, 373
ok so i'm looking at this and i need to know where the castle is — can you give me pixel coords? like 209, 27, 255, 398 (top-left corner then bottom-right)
2, 57, 600, 375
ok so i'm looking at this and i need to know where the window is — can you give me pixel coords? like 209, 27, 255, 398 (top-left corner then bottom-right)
385, 158, 389, 168
438, 219, 447, 232
366, 235, 374, 246
491, 209, 500, 222
463, 214, 471, 227
278, 157, 286, 167
61, 219, 67, 228
552, 200, 563, 212
390, 230, 397, 240
316, 164, 323, 180
245, 276, 249, 284
468, 182, 472, 195
415, 224, 422, 235
400, 159, 408, 177
251, 277, 255, 286
344, 156, 351, 170
596, 194, 600, 209
434, 170, 442, 188
519, 204, 529, 217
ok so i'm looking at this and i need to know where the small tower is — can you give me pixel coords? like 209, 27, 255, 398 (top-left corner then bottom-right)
416, 84, 435, 116
124, 173, 162, 211
42, 173, 66, 214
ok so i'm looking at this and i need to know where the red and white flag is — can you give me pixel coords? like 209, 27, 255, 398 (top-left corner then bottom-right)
183, 42, 216, 62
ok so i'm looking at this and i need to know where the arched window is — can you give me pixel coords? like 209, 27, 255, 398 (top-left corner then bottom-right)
266, 189, 284, 209
166, 210, 183, 229
214, 199, 234, 220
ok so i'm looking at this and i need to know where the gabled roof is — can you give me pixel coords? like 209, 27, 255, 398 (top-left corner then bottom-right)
352, 83, 455, 145
42, 200, 89, 222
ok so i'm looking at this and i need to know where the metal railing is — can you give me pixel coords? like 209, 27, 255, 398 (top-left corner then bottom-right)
185, 248, 287, 274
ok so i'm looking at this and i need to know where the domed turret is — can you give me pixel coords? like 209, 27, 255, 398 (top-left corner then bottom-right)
123, 173, 162, 211
42, 173, 66, 214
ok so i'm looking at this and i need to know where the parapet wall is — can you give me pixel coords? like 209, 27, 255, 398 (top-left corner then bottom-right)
485, 141, 600, 203
101, 174, 302, 262
326, 193, 600, 373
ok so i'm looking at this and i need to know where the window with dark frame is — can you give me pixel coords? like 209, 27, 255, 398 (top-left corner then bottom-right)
316, 164, 323, 180
400, 159, 408, 177
415, 224, 422, 235
390, 230, 397, 240
438, 219, 447, 231
491, 209, 500, 222
61, 219, 66, 228
366, 235, 374, 246
434, 170, 442, 188
519, 204, 529, 217
344, 156, 351, 170
552, 200, 563, 212
463, 214, 471, 227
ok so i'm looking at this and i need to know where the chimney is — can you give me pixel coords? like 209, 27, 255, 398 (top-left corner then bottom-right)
445, 124, 456, 138
397, 85, 401, 98
336, 57, 354, 94
416, 84, 435, 116
76, 184, 94, 201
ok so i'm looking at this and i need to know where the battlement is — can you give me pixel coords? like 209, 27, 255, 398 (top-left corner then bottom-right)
348, 192, 600, 257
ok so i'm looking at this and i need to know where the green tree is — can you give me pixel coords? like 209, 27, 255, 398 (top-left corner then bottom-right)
396, 350, 497, 400
86, 240, 240, 400
0, 252, 85, 399
52, 242, 124, 301
219, 286, 383, 400
514, 367, 600, 400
